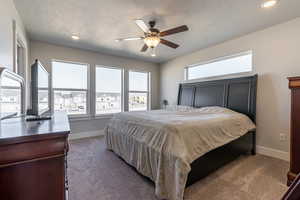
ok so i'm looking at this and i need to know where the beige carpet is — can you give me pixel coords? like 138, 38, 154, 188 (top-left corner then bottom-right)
68, 137, 289, 200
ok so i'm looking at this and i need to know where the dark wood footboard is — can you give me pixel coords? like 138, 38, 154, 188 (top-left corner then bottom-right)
186, 131, 255, 187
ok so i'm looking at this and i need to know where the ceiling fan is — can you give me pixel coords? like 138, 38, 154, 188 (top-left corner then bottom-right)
115, 19, 189, 56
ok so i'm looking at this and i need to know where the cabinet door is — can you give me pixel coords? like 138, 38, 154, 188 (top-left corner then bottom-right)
0, 157, 65, 200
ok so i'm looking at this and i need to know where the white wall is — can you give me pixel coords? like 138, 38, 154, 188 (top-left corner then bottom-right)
160, 17, 300, 153
0, 0, 28, 72
30, 40, 160, 134
0, 0, 29, 111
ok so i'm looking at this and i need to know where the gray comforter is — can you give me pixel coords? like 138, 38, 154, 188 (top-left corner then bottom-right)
105, 106, 255, 200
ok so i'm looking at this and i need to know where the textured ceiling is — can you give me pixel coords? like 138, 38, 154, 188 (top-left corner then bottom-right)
13, 0, 300, 63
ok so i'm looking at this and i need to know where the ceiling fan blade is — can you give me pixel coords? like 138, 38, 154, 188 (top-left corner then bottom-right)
115, 37, 143, 42
160, 39, 179, 49
141, 44, 148, 52
160, 25, 189, 37
135, 19, 149, 33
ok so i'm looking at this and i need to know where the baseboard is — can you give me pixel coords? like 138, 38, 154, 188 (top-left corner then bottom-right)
69, 130, 105, 140
256, 145, 289, 162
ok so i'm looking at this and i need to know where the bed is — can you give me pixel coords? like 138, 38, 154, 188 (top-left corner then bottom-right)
105, 75, 257, 200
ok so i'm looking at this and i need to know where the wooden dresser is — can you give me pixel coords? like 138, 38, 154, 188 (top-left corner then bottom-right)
0, 112, 70, 200
288, 77, 300, 186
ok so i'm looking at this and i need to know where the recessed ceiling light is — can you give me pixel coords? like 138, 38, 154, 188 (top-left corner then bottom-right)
71, 35, 80, 40
261, 0, 277, 8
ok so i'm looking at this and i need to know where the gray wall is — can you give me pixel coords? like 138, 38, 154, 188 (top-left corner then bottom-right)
0, 0, 28, 74
30, 40, 160, 134
160, 17, 300, 153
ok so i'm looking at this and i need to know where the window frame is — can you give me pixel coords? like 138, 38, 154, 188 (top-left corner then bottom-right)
51, 59, 90, 118
184, 51, 253, 81
128, 70, 151, 111
95, 65, 124, 117
0, 68, 26, 115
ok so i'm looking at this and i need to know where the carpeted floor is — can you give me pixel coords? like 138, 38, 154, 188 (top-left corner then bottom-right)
68, 137, 289, 200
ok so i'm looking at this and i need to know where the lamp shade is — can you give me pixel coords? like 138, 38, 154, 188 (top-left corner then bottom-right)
144, 36, 160, 48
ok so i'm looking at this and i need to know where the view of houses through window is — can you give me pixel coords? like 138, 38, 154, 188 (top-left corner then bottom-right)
52, 61, 88, 115
129, 71, 149, 111
96, 66, 122, 114
0, 76, 22, 114
37, 65, 50, 112
51, 61, 150, 116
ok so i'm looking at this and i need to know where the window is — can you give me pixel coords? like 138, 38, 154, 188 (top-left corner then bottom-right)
128, 71, 150, 111
52, 61, 88, 115
185, 52, 252, 80
0, 74, 23, 115
96, 66, 122, 115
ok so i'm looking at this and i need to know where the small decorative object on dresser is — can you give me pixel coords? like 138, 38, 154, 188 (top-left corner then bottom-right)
287, 76, 300, 186
162, 99, 168, 109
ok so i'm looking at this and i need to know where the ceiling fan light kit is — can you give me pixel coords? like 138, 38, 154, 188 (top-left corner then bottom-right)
144, 36, 160, 48
115, 19, 189, 56
261, 0, 278, 8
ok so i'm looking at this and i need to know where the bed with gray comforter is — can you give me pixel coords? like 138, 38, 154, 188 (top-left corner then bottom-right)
105, 106, 255, 200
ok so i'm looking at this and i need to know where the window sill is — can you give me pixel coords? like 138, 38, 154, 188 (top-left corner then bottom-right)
94, 114, 115, 119
68, 114, 114, 122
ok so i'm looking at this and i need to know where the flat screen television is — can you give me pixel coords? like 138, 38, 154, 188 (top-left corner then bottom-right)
28, 59, 50, 120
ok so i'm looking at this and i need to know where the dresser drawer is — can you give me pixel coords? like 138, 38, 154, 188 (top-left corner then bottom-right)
0, 137, 67, 166
0, 156, 66, 200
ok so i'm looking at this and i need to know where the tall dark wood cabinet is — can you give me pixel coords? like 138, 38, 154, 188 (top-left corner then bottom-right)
287, 77, 300, 186
0, 112, 70, 200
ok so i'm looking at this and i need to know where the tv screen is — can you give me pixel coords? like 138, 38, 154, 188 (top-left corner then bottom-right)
30, 59, 50, 116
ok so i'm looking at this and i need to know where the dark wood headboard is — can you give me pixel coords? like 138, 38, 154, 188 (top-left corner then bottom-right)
178, 75, 258, 122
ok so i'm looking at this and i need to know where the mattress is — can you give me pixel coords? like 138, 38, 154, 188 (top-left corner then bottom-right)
105, 106, 255, 200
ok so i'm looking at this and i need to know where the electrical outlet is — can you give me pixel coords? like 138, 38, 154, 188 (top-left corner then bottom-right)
280, 133, 287, 141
